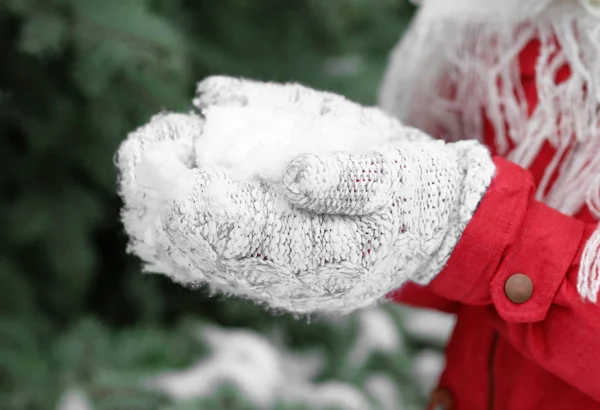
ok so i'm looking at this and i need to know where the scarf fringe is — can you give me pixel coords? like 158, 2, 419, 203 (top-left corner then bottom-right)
579, 227, 600, 303
379, 1, 600, 302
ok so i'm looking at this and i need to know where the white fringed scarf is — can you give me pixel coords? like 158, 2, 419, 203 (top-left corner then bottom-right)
379, 0, 600, 302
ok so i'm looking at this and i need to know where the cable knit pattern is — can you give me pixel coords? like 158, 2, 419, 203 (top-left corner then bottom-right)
116, 76, 496, 315
281, 138, 495, 285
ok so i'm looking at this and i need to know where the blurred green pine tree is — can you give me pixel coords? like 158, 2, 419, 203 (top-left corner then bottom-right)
0, 1, 434, 409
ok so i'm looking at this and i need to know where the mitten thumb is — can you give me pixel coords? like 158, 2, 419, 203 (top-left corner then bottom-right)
282, 147, 406, 216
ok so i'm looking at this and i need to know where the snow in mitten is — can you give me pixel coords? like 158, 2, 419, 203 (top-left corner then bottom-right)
116, 77, 495, 314
193, 76, 430, 183
160, 138, 494, 314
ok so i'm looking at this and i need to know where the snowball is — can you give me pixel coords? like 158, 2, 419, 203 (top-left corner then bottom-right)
195, 105, 397, 182
137, 140, 191, 197
133, 138, 194, 247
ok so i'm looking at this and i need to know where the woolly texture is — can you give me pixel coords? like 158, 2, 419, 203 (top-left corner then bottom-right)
116, 113, 203, 284
117, 77, 495, 314
380, 0, 600, 215
579, 228, 600, 303
380, 0, 600, 302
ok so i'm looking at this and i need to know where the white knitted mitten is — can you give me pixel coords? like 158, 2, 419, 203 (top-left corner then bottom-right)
117, 77, 496, 315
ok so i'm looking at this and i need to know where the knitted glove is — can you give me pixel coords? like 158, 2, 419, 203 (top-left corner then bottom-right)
117, 112, 203, 279
117, 77, 496, 315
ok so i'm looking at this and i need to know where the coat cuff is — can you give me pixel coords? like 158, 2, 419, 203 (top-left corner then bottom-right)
428, 157, 585, 323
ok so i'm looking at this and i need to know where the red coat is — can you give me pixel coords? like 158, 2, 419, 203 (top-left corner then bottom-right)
388, 39, 600, 409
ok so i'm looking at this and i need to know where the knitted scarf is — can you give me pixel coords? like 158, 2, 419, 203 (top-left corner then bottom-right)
379, 0, 600, 302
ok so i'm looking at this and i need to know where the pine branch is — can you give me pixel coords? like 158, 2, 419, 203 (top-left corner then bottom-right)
74, 17, 174, 59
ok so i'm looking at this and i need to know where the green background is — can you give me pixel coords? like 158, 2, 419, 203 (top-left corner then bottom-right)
0, 1, 440, 409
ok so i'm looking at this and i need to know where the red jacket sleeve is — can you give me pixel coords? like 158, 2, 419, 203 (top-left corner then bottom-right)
428, 156, 600, 401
